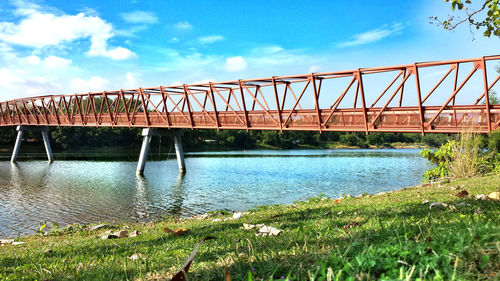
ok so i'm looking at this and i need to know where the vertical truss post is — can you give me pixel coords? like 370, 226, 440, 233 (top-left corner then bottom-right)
183, 85, 194, 128
238, 80, 250, 130
272, 77, 283, 131
103, 92, 113, 126
310, 74, 322, 132
481, 57, 492, 131
356, 70, 369, 134
159, 87, 171, 129
398, 69, 407, 107
452, 63, 459, 126
209, 83, 220, 130
0, 102, 6, 124
452, 63, 459, 106
413, 64, 425, 135
139, 88, 150, 127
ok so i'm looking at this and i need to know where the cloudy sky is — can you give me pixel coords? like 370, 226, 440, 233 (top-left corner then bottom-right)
0, 0, 498, 101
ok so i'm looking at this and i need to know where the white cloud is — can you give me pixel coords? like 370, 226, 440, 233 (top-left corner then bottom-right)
88, 47, 136, 60
249, 45, 313, 67
174, 21, 192, 30
170, 37, 179, 43
44, 56, 72, 68
80, 7, 99, 17
125, 72, 141, 88
120, 11, 159, 24
20, 55, 71, 68
309, 65, 321, 73
25, 55, 41, 64
251, 45, 285, 54
192, 78, 215, 84
0, 2, 135, 60
71, 76, 109, 93
198, 35, 224, 44
0, 67, 24, 86
338, 23, 403, 48
225, 56, 248, 71
0, 66, 59, 97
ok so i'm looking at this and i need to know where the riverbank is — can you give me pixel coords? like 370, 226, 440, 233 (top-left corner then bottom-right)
1, 174, 499, 280
0, 141, 428, 157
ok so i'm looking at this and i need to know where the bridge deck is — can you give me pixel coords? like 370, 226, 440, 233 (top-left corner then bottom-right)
1, 106, 499, 134
1, 56, 499, 134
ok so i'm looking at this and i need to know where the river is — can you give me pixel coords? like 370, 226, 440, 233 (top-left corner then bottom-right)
0, 149, 428, 238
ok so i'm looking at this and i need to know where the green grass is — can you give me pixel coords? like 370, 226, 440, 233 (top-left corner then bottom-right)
1, 174, 499, 281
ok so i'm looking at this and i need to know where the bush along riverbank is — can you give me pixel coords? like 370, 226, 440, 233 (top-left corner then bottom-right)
1, 173, 499, 280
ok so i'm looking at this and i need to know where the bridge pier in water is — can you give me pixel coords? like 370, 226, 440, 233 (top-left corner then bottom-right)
136, 128, 186, 176
11, 125, 54, 163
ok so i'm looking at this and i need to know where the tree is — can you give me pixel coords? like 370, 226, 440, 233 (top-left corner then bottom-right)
431, 0, 500, 38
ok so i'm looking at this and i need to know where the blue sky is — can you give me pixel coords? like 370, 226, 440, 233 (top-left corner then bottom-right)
0, 0, 498, 101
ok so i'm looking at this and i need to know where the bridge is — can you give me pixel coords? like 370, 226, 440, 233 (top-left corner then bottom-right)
1, 55, 499, 175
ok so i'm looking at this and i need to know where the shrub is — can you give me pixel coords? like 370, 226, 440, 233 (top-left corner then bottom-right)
488, 129, 500, 153
420, 130, 500, 181
448, 131, 482, 179
339, 133, 365, 147
420, 140, 456, 181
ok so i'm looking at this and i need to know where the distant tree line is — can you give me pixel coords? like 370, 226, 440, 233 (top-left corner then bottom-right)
0, 126, 462, 151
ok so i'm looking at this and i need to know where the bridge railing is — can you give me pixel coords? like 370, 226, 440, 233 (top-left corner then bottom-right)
1, 55, 499, 133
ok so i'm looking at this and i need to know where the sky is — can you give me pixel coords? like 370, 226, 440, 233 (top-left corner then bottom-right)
0, 0, 499, 102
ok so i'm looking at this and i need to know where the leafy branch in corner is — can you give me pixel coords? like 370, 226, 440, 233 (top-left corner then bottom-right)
430, 0, 500, 38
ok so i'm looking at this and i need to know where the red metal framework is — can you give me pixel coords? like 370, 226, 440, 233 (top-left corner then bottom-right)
1, 55, 499, 134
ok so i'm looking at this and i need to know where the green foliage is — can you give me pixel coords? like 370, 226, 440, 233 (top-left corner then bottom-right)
339, 133, 366, 147
486, 90, 499, 104
261, 131, 295, 149
421, 131, 500, 181
422, 133, 452, 147
437, 0, 500, 37
420, 140, 457, 181
50, 127, 142, 149
0, 126, 462, 151
0, 127, 16, 144
487, 129, 500, 152
448, 131, 483, 178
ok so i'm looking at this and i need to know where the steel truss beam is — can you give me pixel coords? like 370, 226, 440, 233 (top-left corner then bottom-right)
1, 56, 499, 134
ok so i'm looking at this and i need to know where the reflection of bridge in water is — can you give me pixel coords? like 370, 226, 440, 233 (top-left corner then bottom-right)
1, 56, 499, 174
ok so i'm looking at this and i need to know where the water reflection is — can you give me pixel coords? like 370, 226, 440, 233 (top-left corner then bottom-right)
10, 162, 51, 193
10, 163, 21, 188
0, 149, 428, 238
167, 173, 186, 215
134, 175, 152, 220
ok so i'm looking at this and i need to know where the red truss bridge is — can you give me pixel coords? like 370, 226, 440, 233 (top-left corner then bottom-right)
1, 55, 499, 134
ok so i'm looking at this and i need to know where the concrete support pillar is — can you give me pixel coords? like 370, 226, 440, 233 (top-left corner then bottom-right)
174, 134, 186, 173
10, 127, 24, 163
11, 126, 54, 163
136, 128, 186, 176
136, 129, 152, 176
41, 128, 54, 163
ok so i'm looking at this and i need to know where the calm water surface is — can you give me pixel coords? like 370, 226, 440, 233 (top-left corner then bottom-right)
0, 149, 428, 238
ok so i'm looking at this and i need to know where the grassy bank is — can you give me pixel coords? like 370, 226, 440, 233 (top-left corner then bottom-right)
1, 174, 499, 280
